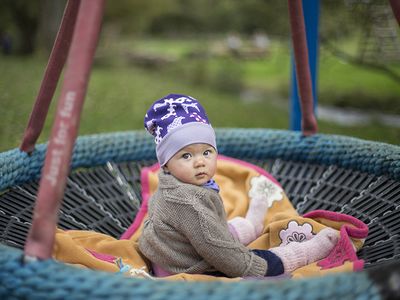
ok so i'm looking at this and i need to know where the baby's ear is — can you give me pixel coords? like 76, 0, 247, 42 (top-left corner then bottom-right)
162, 166, 170, 174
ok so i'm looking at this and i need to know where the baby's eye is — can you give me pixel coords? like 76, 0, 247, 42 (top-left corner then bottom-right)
182, 153, 192, 159
203, 149, 212, 156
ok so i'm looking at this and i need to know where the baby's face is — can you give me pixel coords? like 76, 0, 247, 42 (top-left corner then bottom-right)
164, 143, 217, 186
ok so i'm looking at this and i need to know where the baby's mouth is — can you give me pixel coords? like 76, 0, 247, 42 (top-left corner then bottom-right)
195, 172, 207, 177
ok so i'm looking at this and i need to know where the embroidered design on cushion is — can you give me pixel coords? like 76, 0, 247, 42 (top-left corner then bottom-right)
279, 220, 314, 246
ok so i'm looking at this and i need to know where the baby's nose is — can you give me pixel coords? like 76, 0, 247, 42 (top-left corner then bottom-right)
194, 156, 205, 167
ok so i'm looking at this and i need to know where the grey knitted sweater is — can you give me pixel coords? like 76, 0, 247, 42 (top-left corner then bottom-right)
138, 171, 267, 278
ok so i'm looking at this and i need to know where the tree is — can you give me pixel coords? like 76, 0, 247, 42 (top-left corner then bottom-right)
0, 0, 68, 55
0, 0, 39, 55
37, 0, 67, 55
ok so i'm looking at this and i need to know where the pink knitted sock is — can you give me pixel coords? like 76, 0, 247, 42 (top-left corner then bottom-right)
245, 195, 270, 237
228, 217, 258, 245
245, 176, 284, 237
270, 227, 339, 274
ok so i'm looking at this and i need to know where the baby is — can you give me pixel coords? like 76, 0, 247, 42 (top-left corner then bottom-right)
139, 94, 338, 278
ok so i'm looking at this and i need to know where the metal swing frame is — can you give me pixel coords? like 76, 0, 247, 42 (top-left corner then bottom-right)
1, 1, 400, 299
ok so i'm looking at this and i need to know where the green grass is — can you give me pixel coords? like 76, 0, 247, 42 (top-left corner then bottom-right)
0, 37, 399, 153
99, 35, 206, 60
0, 56, 287, 152
143, 36, 400, 119
127, 37, 400, 112
318, 53, 400, 112
0, 57, 48, 151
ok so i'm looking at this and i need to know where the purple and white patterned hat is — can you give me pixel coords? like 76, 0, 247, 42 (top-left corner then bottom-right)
144, 94, 217, 166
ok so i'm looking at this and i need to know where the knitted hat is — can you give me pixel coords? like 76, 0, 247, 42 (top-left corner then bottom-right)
144, 94, 217, 166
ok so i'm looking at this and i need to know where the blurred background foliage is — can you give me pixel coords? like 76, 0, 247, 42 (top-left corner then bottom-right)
0, 0, 399, 152
0, 0, 384, 54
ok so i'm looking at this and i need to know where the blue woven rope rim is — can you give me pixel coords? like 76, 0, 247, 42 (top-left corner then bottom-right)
1, 128, 399, 191
0, 244, 381, 300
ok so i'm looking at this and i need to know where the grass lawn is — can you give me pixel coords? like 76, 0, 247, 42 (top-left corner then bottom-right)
0, 37, 399, 152
125, 37, 400, 112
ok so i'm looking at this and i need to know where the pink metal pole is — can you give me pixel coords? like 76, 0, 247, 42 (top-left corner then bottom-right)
288, 0, 318, 136
24, 0, 105, 260
20, 0, 81, 154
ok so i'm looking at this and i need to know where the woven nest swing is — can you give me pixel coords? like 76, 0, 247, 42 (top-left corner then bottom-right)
1, 1, 400, 299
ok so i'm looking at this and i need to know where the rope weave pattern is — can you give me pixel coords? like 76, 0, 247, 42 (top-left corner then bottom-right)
1, 129, 399, 192
0, 129, 398, 299
0, 245, 381, 300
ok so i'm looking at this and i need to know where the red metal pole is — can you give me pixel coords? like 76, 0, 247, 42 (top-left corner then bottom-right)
288, 0, 318, 136
24, 0, 105, 260
20, 0, 81, 154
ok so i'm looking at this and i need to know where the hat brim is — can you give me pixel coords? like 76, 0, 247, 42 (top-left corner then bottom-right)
156, 122, 217, 166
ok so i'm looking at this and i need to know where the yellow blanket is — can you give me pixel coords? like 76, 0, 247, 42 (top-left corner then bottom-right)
54, 155, 368, 281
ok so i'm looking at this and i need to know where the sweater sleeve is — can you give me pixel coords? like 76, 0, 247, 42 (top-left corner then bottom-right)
167, 192, 267, 278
